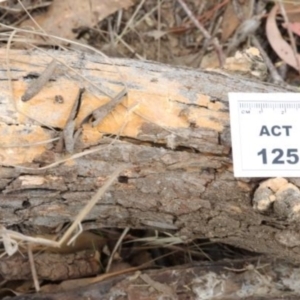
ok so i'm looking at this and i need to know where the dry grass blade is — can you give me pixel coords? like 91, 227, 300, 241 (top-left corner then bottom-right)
0, 225, 59, 261
130, 232, 184, 246
106, 227, 130, 273
28, 244, 40, 292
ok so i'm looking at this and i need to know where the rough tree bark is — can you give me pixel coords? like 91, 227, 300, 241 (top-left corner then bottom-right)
0, 49, 299, 265
8, 257, 300, 300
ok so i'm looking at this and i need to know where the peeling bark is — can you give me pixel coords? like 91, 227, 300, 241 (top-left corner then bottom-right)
0, 250, 99, 281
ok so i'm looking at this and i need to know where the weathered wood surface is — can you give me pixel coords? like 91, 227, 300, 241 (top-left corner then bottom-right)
8, 256, 300, 300
0, 50, 299, 263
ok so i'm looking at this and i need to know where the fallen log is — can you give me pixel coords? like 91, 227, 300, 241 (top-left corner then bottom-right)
8, 256, 300, 300
0, 49, 299, 263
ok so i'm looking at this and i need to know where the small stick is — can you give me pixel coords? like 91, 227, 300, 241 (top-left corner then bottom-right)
92, 88, 127, 127
63, 88, 84, 153
21, 59, 57, 102
55, 88, 84, 153
106, 227, 130, 273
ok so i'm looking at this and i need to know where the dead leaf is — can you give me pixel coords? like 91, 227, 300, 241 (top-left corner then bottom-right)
266, 4, 300, 71
20, 0, 135, 41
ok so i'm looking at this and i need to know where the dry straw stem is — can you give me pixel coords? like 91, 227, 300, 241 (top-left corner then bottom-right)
130, 231, 184, 246
105, 227, 130, 273
28, 244, 40, 292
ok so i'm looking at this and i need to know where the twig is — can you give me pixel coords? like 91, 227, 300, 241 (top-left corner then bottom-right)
176, 0, 225, 67
106, 227, 130, 273
92, 88, 127, 127
62, 88, 85, 153
21, 59, 57, 102
28, 244, 40, 292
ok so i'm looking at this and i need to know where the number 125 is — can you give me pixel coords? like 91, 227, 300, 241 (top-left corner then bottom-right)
257, 148, 299, 164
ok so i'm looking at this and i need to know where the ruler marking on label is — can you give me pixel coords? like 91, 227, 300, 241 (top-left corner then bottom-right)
238, 101, 300, 113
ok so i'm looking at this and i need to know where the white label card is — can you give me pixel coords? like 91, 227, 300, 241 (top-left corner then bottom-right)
229, 93, 300, 177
